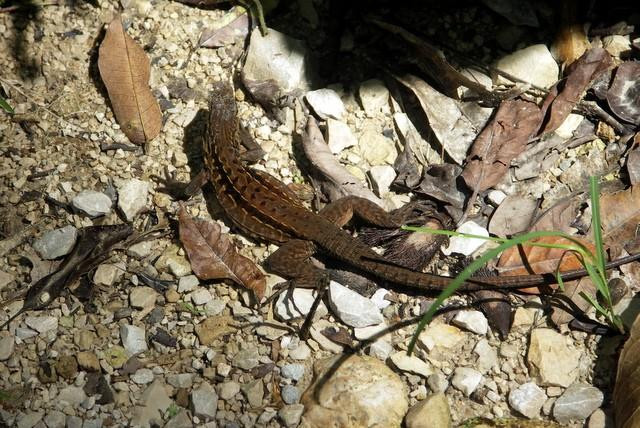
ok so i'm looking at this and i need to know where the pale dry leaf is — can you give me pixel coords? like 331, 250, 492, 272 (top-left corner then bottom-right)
600, 186, 640, 252
178, 205, 266, 300
199, 8, 250, 48
614, 312, 640, 428
98, 15, 162, 144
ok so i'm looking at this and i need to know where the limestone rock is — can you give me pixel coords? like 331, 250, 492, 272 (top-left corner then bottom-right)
527, 329, 580, 387
405, 393, 452, 428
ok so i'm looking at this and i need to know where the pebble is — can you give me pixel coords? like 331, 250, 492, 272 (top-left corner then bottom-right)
281, 363, 305, 381
328, 280, 383, 327
65, 416, 82, 428
191, 382, 218, 420
218, 381, 240, 400
16, 411, 44, 428
127, 240, 153, 258
129, 286, 158, 309
43, 410, 65, 428
358, 129, 396, 165
275, 288, 328, 320
418, 323, 465, 352
72, 190, 112, 217
131, 368, 154, 384
474, 339, 498, 373
0, 335, 14, 361
494, 44, 559, 88
190, 288, 213, 305
405, 393, 452, 428
120, 324, 148, 355
76, 351, 100, 372
368, 339, 393, 360
167, 373, 194, 388
278, 404, 304, 427
241, 379, 264, 407
203, 299, 226, 316
368, 165, 396, 196
117, 178, 149, 221
281, 385, 300, 404
326, 119, 357, 154
451, 367, 483, 396
289, 343, 311, 360
305, 88, 346, 120
428, 373, 449, 393
0, 270, 14, 291
370, 288, 391, 309
33, 225, 77, 259
389, 351, 432, 378
24, 316, 58, 334
58, 386, 87, 407
178, 275, 199, 293
164, 409, 193, 428
452, 310, 489, 335
133, 380, 172, 428
553, 383, 604, 424
93, 263, 123, 286
603, 35, 631, 57
232, 347, 260, 370
358, 79, 389, 116
442, 221, 489, 256
527, 329, 580, 387
508, 382, 547, 418
487, 189, 507, 205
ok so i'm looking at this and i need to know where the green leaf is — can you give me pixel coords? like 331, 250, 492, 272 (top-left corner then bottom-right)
0, 95, 13, 114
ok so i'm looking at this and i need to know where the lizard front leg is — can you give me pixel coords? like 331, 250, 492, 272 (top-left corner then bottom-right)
318, 196, 400, 228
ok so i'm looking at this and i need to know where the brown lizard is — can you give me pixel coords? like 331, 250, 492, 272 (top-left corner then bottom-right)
201, 80, 638, 296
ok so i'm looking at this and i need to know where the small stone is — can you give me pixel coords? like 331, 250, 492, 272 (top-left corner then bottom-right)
527, 329, 580, 387
218, 381, 240, 400
191, 382, 218, 420
553, 383, 604, 424
93, 263, 124, 286
241, 379, 264, 408
405, 393, 452, 428
120, 324, 148, 355
305, 88, 346, 120
275, 288, 328, 321
203, 299, 226, 316
451, 367, 483, 396
178, 275, 199, 293
130, 286, 158, 309
554, 113, 584, 139
156, 245, 192, 277
232, 347, 260, 370
76, 330, 96, 350
474, 339, 498, 373
168, 373, 194, 388
164, 409, 192, 428
281, 385, 300, 404
368, 339, 393, 360
587, 409, 609, 428
328, 280, 383, 327
494, 44, 559, 88
190, 288, 212, 305
117, 179, 149, 221
442, 221, 489, 256
56, 355, 78, 380
603, 35, 631, 58
72, 190, 112, 217
370, 288, 391, 309
487, 189, 507, 205
359, 79, 389, 116
281, 364, 305, 382
195, 315, 235, 346
289, 343, 311, 360
278, 404, 304, 427
389, 351, 432, 378
0, 335, 15, 361
127, 241, 153, 258
512, 306, 535, 329
24, 316, 58, 334
427, 373, 449, 393
33, 225, 77, 259
358, 129, 396, 165
65, 416, 82, 428
131, 368, 154, 384
368, 165, 396, 196
77, 351, 100, 372
418, 323, 465, 352
16, 411, 44, 428
104, 346, 128, 369
509, 382, 547, 418
165, 288, 180, 303
132, 380, 172, 428
452, 310, 489, 335
326, 119, 357, 154
43, 410, 65, 428
58, 385, 87, 407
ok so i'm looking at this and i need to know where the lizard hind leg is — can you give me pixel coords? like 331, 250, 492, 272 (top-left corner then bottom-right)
318, 196, 399, 229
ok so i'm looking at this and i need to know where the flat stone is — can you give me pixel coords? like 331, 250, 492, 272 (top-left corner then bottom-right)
132, 380, 172, 428
93, 263, 124, 286
428, 373, 449, 393
72, 190, 112, 217
218, 381, 240, 400
389, 351, 432, 378
328, 280, 383, 328
281, 363, 305, 381
357, 128, 396, 165
368, 339, 393, 360
474, 339, 498, 373
405, 393, 452, 428
0, 270, 15, 291
418, 323, 465, 352
203, 299, 226, 316
43, 410, 65, 428
275, 288, 328, 321
242, 379, 264, 408
77, 351, 100, 372
195, 315, 235, 346
65, 416, 82, 428
494, 44, 559, 88
167, 373, 194, 388
451, 367, 483, 396
358, 79, 389, 116
0, 335, 14, 361
117, 179, 149, 221
164, 409, 193, 428
452, 310, 489, 335
232, 347, 260, 370
24, 316, 58, 334
509, 382, 547, 418
278, 404, 304, 427
289, 343, 311, 360
553, 383, 604, 424
178, 275, 199, 293
305, 88, 346, 120
120, 324, 148, 355
58, 386, 87, 407
190, 288, 213, 305
131, 368, 154, 384
281, 385, 300, 404
326, 119, 357, 154
301, 355, 407, 427
603, 35, 631, 57
16, 411, 44, 428
527, 329, 580, 387
354, 322, 390, 341
191, 382, 218, 420
130, 286, 158, 309
369, 165, 396, 196
33, 225, 77, 259
127, 241, 153, 258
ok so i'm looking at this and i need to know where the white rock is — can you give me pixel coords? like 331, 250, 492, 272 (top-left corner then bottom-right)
359, 79, 389, 116
127, 241, 153, 258
451, 367, 483, 396
368, 165, 397, 196
368, 339, 393, 360
494, 44, 559, 88
131, 368, 154, 384
93, 263, 124, 286
509, 382, 546, 419
328, 280, 383, 327
553, 383, 604, 423
603, 35, 631, 58
178, 275, 199, 293
0, 335, 14, 361
389, 351, 432, 377
117, 179, 149, 221
358, 128, 396, 165
452, 310, 489, 335
24, 316, 58, 334
192, 382, 218, 420
354, 322, 389, 340
275, 288, 328, 321
527, 328, 580, 387
308, 320, 344, 353
370, 288, 391, 309
305, 88, 346, 120
442, 221, 489, 256
474, 338, 498, 373
554, 113, 584, 139
191, 288, 213, 305
129, 287, 158, 309
120, 324, 148, 355
487, 189, 507, 206
288, 343, 311, 360
72, 190, 112, 217
418, 323, 465, 352
57, 386, 86, 407
326, 119, 357, 154
33, 226, 77, 260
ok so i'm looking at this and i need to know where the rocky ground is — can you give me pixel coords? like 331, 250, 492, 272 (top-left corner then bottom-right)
0, 0, 638, 427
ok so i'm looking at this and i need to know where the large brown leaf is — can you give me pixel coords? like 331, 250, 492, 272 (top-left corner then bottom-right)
614, 313, 640, 428
178, 205, 266, 300
98, 16, 162, 144
461, 99, 542, 192
600, 185, 640, 252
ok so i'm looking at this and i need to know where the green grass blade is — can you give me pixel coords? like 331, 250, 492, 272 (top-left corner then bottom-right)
0, 95, 13, 114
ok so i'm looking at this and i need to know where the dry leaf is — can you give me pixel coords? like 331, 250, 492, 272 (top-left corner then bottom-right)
488, 195, 538, 237
600, 186, 640, 252
614, 313, 640, 428
553, 23, 590, 67
549, 277, 596, 326
198, 8, 250, 48
461, 99, 542, 192
178, 205, 266, 300
98, 16, 162, 144
607, 62, 640, 126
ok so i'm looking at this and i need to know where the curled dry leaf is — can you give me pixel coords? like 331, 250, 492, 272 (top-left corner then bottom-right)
607, 62, 640, 126
98, 15, 162, 144
614, 312, 640, 428
461, 99, 542, 192
177, 205, 266, 300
